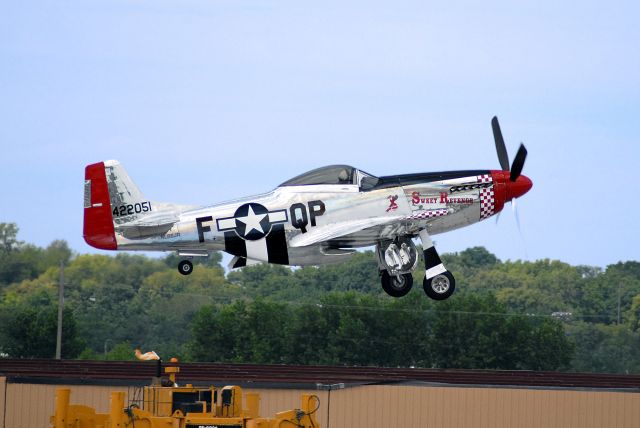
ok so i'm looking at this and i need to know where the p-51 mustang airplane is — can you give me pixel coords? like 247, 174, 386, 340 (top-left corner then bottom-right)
83, 117, 531, 300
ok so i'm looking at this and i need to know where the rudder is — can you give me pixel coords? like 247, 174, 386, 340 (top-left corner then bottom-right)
83, 161, 117, 250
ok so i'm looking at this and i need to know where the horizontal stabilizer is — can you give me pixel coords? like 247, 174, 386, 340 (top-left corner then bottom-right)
116, 222, 175, 239
289, 216, 402, 248
114, 213, 178, 239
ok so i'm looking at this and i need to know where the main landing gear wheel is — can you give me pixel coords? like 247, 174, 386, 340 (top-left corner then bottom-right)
380, 271, 413, 298
178, 260, 193, 275
423, 271, 455, 300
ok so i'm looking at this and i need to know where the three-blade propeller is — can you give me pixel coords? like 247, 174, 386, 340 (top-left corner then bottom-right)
491, 116, 528, 182
490, 115, 531, 248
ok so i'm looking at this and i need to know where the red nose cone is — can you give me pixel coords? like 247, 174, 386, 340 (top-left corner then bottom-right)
506, 175, 532, 201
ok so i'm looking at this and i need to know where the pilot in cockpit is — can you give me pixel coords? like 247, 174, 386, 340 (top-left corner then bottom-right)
338, 168, 350, 184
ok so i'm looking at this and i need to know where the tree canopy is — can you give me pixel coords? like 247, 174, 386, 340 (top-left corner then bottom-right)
0, 222, 637, 374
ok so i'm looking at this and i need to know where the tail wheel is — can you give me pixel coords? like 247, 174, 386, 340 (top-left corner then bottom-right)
423, 271, 455, 300
178, 260, 193, 276
380, 271, 413, 297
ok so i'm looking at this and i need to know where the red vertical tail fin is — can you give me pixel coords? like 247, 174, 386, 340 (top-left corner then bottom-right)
83, 162, 117, 250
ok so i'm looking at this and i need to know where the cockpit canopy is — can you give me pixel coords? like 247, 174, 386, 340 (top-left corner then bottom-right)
280, 165, 380, 190
280, 165, 496, 192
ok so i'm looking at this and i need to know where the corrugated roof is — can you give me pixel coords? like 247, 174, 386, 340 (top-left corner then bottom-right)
1, 359, 639, 391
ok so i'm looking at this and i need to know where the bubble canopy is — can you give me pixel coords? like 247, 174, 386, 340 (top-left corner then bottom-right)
280, 165, 499, 192
280, 165, 357, 186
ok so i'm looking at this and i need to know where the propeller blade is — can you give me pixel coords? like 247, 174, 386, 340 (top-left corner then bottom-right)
510, 143, 528, 182
491, 116, 510, 171
512, 198, 529, 258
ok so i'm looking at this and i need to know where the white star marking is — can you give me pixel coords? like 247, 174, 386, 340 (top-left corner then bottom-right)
236, 205, 267, 236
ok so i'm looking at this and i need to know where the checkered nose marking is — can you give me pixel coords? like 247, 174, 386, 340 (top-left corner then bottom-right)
477, 174, 495, 220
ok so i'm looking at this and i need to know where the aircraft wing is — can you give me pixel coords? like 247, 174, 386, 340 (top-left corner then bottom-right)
228, 256, 264, 269
289, 215, 404, 248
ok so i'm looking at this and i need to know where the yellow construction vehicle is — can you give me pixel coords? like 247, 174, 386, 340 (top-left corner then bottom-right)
51, 362, 319, 428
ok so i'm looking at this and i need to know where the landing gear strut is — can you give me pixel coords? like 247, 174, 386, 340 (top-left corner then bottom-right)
178, 260, 193, 275
376, 237, 418, 298
419, 230, 455, 300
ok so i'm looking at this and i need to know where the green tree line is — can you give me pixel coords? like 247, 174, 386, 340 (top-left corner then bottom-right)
1, 222, 639, 373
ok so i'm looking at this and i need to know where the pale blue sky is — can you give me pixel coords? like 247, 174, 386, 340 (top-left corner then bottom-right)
1, 0, 638, 267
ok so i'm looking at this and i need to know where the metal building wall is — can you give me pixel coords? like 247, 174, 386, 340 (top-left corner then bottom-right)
0, 377, 6, 428
327, 385, 640, 428
1, 383, 324, 428
4, 382, 640, 428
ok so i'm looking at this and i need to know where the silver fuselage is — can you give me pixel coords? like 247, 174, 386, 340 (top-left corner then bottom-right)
116, 172, 496, 266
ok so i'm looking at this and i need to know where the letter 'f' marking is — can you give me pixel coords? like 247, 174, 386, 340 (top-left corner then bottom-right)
196, 216, 213, 242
